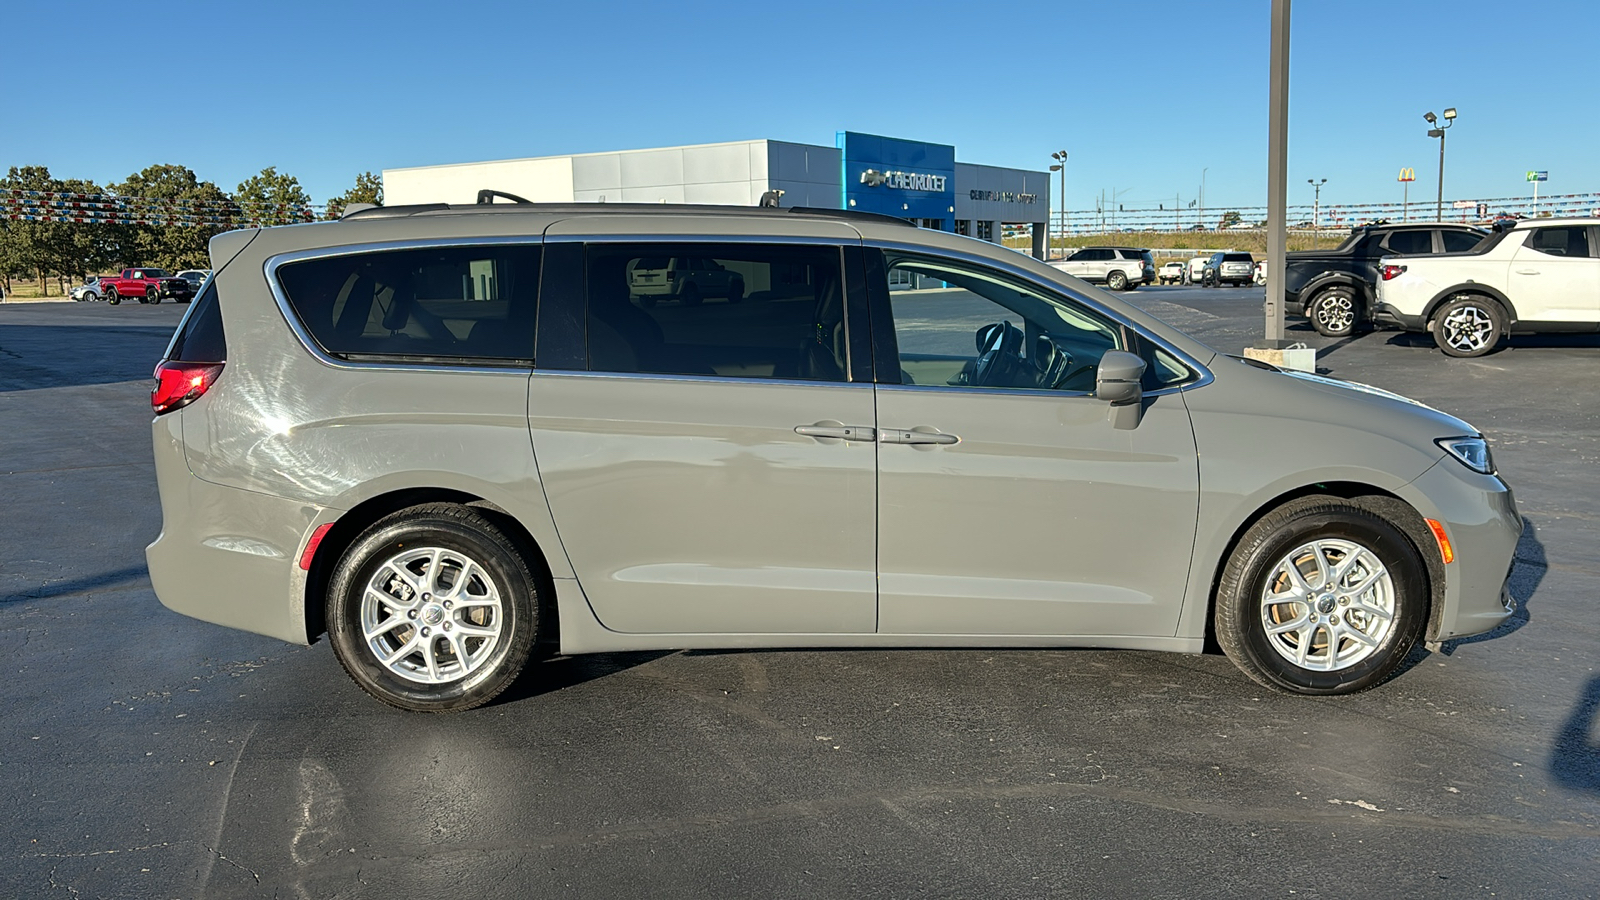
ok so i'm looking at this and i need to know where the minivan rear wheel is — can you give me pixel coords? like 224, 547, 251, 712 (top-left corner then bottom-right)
327, 504, 539, 712
1215, 498, 1427, 694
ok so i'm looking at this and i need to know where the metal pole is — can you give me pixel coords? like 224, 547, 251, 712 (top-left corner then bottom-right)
1059, 164, 1065, 254
1533, 178, 1538, 216
1403, 181, 1408, 221
1436, 129, 1446, 222
1264, 0, 1291, 342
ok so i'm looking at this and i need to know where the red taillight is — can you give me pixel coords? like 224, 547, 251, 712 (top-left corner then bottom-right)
151, 361, 224, 414
1381, 264, 1406, 281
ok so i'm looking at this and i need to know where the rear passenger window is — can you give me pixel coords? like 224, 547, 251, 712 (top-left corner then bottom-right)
1384, 231, 1433, 255
1441, 230, 1484, 253
585, 243, 849, 382
275, 245, 541, 364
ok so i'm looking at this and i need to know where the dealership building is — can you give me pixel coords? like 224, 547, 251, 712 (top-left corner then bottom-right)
383, 131, 1052, 258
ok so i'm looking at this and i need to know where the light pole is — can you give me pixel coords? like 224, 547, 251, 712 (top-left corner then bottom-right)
1307, 178, 1326, 232
1424, 107, 1456, 221
1049, 150, 1067, 258
1200, 167, 1209, 228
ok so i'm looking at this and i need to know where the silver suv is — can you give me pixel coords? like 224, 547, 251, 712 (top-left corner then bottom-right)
1051, 246, 1155, 290
148, 200, 1520, 711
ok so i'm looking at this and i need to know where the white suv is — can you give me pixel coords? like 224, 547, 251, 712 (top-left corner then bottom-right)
1050, 247, 1155, 291
1374, 218, 1599, 357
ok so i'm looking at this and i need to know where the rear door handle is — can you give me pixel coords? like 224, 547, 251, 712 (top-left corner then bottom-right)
880, 427, 959, 445
1515, 269, 1541, 275
795, 422, 876, 442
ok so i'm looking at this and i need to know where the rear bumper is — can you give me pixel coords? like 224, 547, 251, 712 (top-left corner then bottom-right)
146, 412, 330, 645
1372, 302, 1425, 331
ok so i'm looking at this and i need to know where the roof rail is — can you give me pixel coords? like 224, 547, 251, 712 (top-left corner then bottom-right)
788, 206, 916, 227
477, 189, 533, 205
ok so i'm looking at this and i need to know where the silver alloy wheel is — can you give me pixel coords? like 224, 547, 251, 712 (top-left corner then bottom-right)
361, 546, 505, 685
1441, 303, 1495, 353
1259, 538, 1395, 672
1314, 292, 1356, 334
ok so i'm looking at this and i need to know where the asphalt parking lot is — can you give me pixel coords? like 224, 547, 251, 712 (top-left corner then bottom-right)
2, 292, 1597, 898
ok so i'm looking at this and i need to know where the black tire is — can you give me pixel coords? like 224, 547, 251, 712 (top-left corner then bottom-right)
1215, 498, 1428, 695
148, 287, 161, 305
1106, 270, 1128, 291
679, 282, 703, 306
327, 503, 540, 712
727, 278, 744, 303
106, 288, 120, 305
1431, 294, 1505, 358
1308, 286, 1360, 337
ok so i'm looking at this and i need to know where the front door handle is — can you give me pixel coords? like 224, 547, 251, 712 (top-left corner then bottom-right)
795, 422, 876, 442
1515, 269, 1541, 275
880, 427, 959, 445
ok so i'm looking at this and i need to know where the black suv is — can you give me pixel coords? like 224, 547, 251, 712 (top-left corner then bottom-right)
1285, 222, 1487, 337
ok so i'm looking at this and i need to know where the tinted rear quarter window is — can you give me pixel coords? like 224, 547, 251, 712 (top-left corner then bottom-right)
1383, 230, 1434, 255
167, 281, 226, 362
275, 245, 541, 363
1441, 230, 1485, 253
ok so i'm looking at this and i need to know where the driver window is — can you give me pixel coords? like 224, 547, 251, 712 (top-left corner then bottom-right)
885, 255, 1121, 393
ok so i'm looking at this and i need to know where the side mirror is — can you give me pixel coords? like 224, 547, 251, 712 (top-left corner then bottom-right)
1096, 350, 1147, 430
1096, 350, 1146, 404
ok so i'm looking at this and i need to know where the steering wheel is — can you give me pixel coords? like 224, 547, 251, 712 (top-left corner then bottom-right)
1033, 335, 1075, 390
970, 321, 1028, 387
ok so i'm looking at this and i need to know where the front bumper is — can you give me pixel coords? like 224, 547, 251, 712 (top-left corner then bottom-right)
1398, 457, 1522, 641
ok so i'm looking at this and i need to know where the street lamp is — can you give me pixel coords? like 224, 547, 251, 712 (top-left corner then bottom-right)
1307, 178, 1327, 232
1049, 150, 1068, 257
1424, 107, 1456, 221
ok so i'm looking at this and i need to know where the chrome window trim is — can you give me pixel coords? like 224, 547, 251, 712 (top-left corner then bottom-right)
530, 368, 878, 391
868, 239, 1214, 392
263, 238, 542, 375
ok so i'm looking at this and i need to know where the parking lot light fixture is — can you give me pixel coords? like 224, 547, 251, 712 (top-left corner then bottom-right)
1425, 108, 1455, 221
1050, 150, 1068, 257
1308, 178, 1327, 232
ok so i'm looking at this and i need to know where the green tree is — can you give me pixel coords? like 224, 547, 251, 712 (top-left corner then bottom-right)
0, 166, 103, 296
1219, 210, 1244, 229
235, 167, 312, 226
112, 163, 231, 271
324, 171, 383, 220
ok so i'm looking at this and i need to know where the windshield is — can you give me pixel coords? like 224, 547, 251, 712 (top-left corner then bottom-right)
142, 269, 171, 278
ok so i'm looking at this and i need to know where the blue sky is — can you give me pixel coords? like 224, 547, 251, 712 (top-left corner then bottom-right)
8, 0, 1595, 214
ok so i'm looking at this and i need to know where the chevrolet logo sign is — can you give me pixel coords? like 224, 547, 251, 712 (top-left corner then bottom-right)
860, 169, 947, 192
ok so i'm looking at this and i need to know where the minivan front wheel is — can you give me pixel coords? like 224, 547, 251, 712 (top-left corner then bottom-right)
327, 504, 539, 712
1215, 499, 1426, 694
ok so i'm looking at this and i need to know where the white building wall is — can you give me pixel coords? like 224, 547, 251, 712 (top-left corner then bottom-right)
382, 157, 575, 205
571, 140, 774, 206
767, 140, 842, 209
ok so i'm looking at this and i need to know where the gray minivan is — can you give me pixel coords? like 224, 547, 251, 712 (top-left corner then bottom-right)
147, 200, 1520, 711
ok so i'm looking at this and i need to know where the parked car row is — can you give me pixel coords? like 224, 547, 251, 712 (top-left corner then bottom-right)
72, 269, 210, 304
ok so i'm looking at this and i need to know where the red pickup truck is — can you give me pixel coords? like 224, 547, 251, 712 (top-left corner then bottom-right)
101, 268, 195, 305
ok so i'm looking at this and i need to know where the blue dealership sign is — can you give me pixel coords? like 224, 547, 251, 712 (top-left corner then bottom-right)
838, 131, 956, 231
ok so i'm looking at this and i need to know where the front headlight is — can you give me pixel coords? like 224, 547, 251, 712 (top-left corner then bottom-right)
1436, 436, 1495, 475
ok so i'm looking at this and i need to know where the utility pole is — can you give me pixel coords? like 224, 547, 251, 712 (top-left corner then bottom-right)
1200, 168, 1209, 229
1264, 0, 1290, 342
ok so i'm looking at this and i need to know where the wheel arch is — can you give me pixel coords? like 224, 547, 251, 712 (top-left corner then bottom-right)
1423, 283, 1519, 325
1303, 274, 1370, 307
1202, 481, 1446, 652
301, 487, 560, 651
